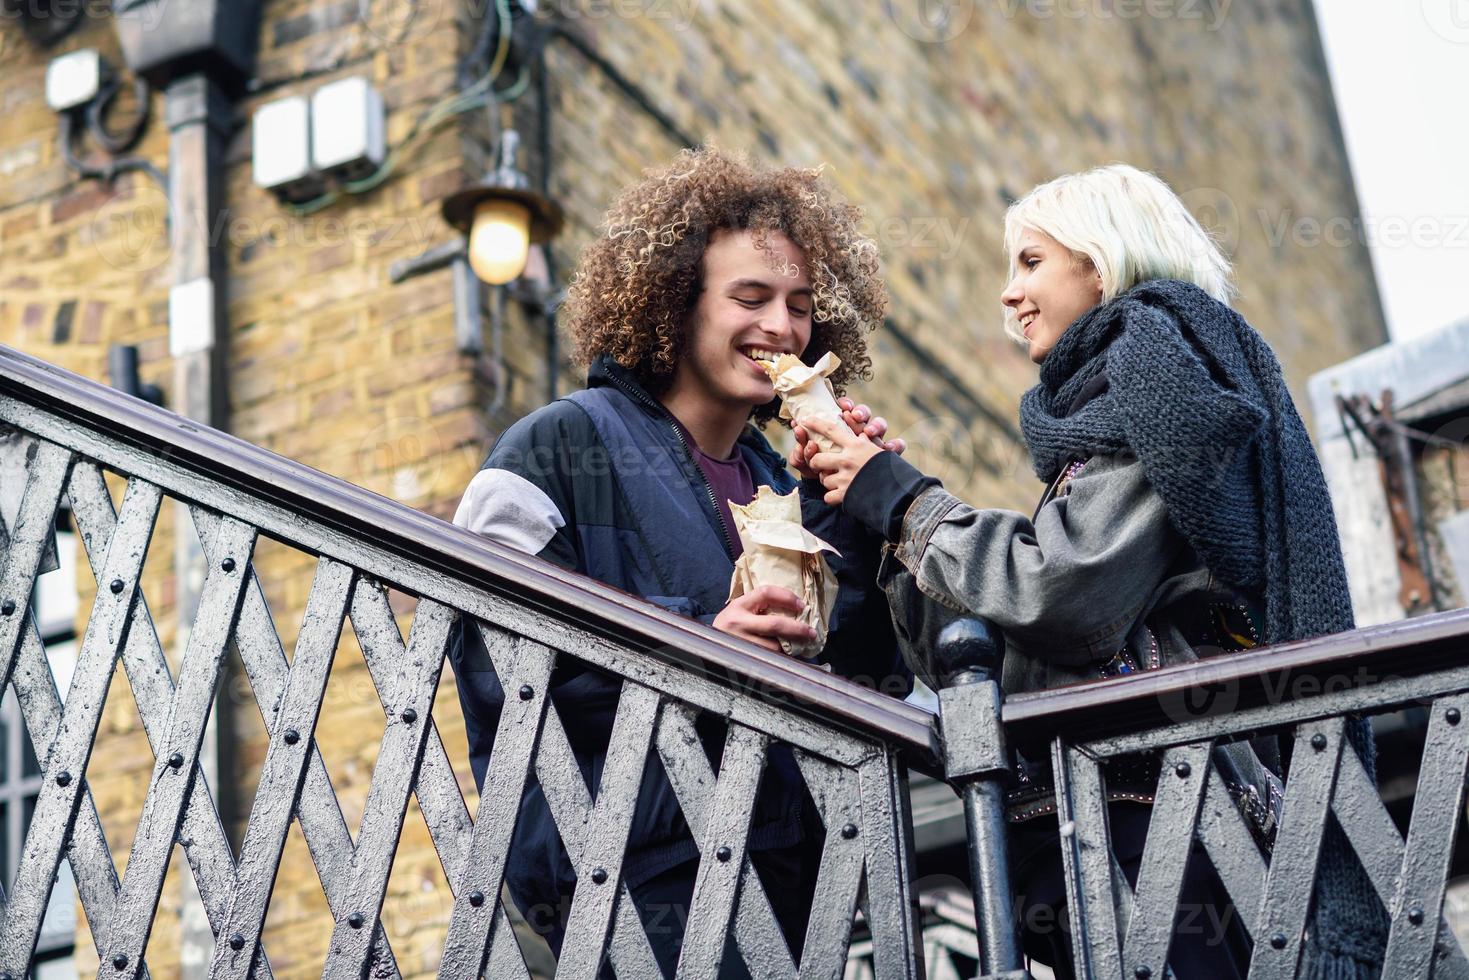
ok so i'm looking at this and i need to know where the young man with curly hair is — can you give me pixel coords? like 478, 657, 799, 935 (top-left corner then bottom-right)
449, 147, 908, 976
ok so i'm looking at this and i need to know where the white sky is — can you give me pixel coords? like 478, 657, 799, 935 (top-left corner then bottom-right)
1312, 2, 1469, 342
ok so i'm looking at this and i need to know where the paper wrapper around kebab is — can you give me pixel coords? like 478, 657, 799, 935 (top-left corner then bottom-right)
727, 486, 840, 661
761, 351, 846, 453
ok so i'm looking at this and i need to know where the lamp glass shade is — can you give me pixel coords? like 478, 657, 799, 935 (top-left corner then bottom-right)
467, 198, 532, 285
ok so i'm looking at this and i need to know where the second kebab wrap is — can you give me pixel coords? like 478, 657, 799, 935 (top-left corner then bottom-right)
727, 485, 839, 660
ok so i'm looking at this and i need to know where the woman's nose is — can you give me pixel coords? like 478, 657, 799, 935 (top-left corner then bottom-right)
1000, 276, 1024, 307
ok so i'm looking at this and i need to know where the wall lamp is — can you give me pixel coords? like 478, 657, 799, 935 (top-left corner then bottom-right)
384, 3, 566, 376
441, 129, 562, 286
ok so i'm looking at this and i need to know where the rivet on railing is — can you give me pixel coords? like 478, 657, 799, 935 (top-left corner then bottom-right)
56, 771, 72, 787
401, 708, 417, 723
468, 890, 485, 907
1311, 733, 1328, 751
1448, 708, 1462, 726
1174, 761, 1191, 779
716, 846, 732, 862
519, 684, 534, 701
283, 729, 300, 745
229, 933, 245, 950
1270, 932, 1288, 950
1134, 967, 1151, 979
1409, 905, 1425, 926
0, 599, 14, 616
841, 822, 858, 840
347, 912, 365, 929
590, 867, 608, 884
110, 578, 124, 595
112, 954, 129, 970
221, 557, 236, 573
168, 753, 184, 769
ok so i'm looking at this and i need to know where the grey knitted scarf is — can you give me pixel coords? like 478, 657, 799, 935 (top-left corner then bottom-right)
1019, 278, 1385, 978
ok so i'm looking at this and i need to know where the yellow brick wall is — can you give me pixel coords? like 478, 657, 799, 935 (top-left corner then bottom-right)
1, 2, 496, 975
529, 0, 1386, 509
0, 0, 1385, 975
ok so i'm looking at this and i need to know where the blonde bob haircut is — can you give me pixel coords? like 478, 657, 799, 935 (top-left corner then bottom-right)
1001, 163, 1236, 344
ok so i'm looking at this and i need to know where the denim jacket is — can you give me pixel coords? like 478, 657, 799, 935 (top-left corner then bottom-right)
865, 452, 1281, 833
878, 454, 1222, 691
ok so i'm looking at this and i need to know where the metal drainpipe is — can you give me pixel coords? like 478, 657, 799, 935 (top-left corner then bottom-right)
165, 75, 232, 431
164, 72, 234, 977
114, 0, 258, 971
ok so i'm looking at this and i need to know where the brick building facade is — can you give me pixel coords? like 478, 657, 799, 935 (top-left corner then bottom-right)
0, 0, 1384, 975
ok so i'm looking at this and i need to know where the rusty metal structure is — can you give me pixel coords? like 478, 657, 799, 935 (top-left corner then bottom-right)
4, 342, 1469, 977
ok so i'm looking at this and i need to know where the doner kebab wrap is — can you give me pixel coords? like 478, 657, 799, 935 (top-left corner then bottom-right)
727, 486, 839, 661
755, 351, 845, 453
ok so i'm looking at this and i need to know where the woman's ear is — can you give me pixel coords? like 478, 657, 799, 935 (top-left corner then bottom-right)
1075, 253, 1104, 300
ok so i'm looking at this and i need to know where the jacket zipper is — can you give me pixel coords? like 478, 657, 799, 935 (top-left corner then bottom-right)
604, 372, 737, 560
1032, 464, 1072, 523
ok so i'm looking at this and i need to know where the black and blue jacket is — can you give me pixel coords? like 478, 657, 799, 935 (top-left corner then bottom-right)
448, 355, 907, 914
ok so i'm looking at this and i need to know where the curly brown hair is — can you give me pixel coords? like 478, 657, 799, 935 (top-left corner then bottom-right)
561, 146, 887, 423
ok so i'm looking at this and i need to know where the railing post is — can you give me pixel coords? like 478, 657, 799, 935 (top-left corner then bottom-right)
936, 618, 1030, 980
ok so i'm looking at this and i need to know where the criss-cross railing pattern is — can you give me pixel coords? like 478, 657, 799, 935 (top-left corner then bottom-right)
0, 344, 938, 979
11, 340, 1469, 980
981, 607, 1469, 979
845, 889, 978, 980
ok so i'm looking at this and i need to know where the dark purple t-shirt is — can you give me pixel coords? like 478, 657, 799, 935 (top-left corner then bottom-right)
678, 425, 756, 559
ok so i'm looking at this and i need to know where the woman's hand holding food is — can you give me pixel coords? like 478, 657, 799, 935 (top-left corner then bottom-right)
798, 414, 889, 507
787, 398, 904, 478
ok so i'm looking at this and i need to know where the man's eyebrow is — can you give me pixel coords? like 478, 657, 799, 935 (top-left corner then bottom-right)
726, 278, 814, 297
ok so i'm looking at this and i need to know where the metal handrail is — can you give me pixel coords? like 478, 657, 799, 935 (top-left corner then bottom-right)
0, 343, 936, 977
0, 343, 940, 771
945, 609, 1469, 980
1002, 606, 1469, 751
16, 339, 1469, 980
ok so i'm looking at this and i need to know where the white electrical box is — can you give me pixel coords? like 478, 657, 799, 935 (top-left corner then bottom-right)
252, 95, 322, 201
46, 49, 106, 113
311, 77, 385, 182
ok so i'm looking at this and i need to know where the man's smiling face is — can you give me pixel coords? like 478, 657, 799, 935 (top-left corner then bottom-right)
673, 227, 815, 413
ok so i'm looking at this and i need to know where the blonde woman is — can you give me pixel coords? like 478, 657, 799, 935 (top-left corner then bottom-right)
800, 164, 1384, 978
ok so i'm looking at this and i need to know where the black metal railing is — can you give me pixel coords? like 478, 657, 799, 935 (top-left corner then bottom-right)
0, 344, 937, 978
942, 605, 1469, 979
5, 341, 1469, 979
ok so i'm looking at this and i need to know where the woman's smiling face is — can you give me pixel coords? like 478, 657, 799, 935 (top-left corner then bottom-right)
1001, 227, 1103, 364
